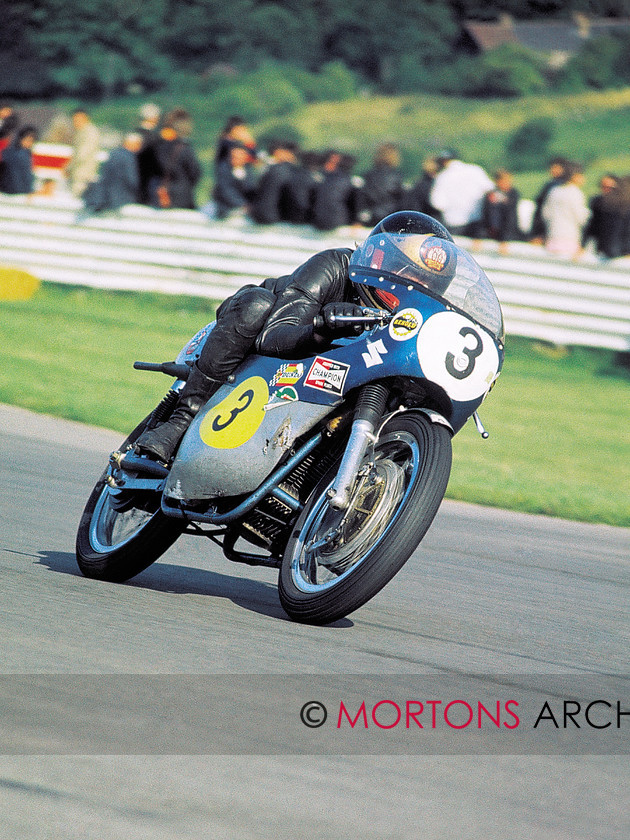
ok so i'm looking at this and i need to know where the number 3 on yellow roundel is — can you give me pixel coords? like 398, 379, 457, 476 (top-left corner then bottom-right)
199, 376, 269, 449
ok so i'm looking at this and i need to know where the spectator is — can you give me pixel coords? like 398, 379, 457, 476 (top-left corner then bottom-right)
250, 140, 302, 224
83, 133, 143, 213
311, 150, 359, 231
136, 102, 161, 205
530, 156, 568, 244
429, 149, 494, 236
357, 143, 405, 228
611, 176, 630, 258
66, 108, 101, 198
482, 169, 521, 254
581, 174, 628, 259
281, 150, 324, 225
542, 161, 590, 259
407, 156, 440, 218
0, 103, 18, 141
215, 116, 258, 166
149, 108, 202, 210
213, 143, 257, 220
0, 126, 37, 194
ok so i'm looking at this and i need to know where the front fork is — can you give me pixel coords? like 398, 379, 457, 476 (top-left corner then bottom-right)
327, 382, 390, 510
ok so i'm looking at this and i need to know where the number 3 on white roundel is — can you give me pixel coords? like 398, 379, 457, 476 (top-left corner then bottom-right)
416, 311, 500, 402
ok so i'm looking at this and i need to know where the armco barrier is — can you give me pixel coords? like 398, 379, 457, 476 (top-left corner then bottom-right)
1, 193, 629, 351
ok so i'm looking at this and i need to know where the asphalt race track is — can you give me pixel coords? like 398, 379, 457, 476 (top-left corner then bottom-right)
0, 403, 628, 839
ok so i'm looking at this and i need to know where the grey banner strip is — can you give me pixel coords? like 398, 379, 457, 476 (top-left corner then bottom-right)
1, 674, 627, 755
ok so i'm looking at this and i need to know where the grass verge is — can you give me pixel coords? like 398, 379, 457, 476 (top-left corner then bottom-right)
2, 283, 628, 527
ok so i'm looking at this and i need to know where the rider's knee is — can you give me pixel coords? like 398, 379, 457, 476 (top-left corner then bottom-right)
231, 287, 276, 338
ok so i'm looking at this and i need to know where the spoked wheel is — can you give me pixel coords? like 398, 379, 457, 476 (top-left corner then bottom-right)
278, 412, 452, 625
76, 416, 183, 583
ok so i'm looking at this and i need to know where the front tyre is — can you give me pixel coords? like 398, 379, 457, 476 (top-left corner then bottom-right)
279, 413, 452, 625
76, 416, 183, 583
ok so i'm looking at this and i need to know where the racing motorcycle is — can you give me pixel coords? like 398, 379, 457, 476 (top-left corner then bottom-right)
76, 217, 505, 625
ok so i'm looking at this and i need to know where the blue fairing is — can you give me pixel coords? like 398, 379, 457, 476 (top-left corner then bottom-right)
178, 280, 504, 437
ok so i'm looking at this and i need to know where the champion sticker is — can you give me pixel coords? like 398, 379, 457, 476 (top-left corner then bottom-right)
304, 357, 350, 396
388, 308, 423, 341
269, 362, 304, 387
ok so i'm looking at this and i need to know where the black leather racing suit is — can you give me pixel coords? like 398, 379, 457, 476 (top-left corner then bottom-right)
196, 248, 354, 380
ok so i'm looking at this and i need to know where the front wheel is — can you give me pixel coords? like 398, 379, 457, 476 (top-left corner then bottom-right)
76, 416, 183, 582
278, 413, 452, 625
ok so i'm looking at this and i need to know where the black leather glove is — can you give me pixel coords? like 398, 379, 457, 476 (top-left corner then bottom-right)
315, 303, 366, 337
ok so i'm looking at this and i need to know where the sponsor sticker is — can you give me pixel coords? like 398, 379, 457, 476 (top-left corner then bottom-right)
269, 362, 304, 388
185, 325, 212, 355
304, 357, 350, 396
420, 240, 448, 272
264, 386, 299, 411
388, 308, 423, 342
362, 339, 388, 368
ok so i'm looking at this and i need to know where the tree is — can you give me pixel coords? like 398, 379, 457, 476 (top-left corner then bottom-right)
25, 0, 171, 97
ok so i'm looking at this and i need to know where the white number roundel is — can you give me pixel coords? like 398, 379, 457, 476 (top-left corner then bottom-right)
416, 311, 500, 402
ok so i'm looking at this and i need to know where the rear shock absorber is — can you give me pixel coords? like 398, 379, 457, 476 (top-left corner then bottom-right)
327, 382, 389, 510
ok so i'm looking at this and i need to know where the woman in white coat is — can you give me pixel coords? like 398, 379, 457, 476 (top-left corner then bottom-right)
542, 161, 590, 259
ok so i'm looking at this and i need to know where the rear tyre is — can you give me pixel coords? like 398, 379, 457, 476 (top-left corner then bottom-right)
278, 413, 452, 625
76, 416, 183, 583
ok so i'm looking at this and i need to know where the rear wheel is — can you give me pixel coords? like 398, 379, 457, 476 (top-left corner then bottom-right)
278, 413, 452, 625
76, 416, 183, 582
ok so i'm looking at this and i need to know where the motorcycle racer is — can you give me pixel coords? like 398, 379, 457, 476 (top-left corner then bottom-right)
135, 212, 454, 464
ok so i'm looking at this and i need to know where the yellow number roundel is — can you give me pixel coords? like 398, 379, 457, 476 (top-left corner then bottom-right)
199, 376, 269, 449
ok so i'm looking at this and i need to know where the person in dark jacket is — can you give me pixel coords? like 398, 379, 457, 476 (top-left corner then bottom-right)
149, 109, 202, 210
357, 143, 405, 227
0, 126, 37, 194
135, 102, 161, 205
250, 140, 301, 224
407, 156, 440, 218
482, 169, 520, 254
281, 150, 323, 225
213, 143, 257, 219
215, 116, 258, 166
83, 133, 143, 212
311, 151, 359, 230
581, 174, 629, 259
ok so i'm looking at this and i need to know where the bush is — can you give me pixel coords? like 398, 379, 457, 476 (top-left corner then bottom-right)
506, 118, 555, 172
210, 64, 305, 122
560, 35, 623, 91
467, 45, 548, 98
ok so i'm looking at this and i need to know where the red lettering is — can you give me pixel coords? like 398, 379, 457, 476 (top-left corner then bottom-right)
478, 701, 501, 728
444, 700, 474, 729
372, 700, 402, 729
503, 700, 520, 729
338, 701, 368, 729
426, 700, 442, 728
406, 701, 424, 728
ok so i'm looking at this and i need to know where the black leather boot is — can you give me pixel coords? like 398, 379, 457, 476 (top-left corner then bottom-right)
135, 364, 222, 463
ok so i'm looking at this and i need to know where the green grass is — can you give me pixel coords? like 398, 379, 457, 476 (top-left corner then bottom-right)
2, 284, 629, 527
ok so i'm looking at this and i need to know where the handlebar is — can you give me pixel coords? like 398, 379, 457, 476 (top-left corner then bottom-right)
313, 308, 392, 331
133, 361, 191, 379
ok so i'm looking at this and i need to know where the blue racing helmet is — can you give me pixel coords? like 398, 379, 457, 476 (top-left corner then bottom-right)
350, 211, 457, 310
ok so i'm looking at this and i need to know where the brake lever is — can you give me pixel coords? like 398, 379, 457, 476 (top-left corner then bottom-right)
313, 309, 392, 330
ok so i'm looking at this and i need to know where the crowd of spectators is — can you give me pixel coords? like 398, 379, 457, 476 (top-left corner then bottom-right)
1, 101, 630, 260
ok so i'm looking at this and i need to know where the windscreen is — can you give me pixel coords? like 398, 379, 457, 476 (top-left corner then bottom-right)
350, 232, 504, 340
